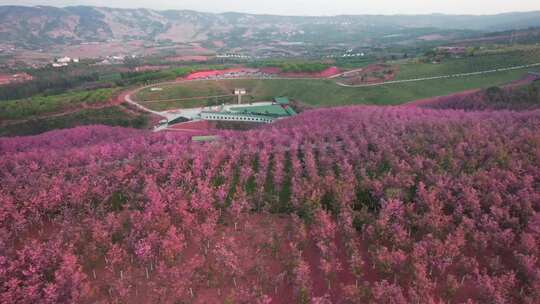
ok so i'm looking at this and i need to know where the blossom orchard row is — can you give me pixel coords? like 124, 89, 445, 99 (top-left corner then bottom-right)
1, 106, 539, 303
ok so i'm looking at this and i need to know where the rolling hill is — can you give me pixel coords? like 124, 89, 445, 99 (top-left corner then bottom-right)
2, 5, 540, 49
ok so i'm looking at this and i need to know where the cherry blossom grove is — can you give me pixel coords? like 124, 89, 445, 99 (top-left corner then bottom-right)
1, 105, 539, 303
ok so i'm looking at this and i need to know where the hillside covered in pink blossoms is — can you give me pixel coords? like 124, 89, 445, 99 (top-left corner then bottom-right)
1, 105, 540, 303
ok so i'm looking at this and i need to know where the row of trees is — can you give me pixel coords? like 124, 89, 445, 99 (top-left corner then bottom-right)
249, 61, 331, 73
420, 82, 540, 111
0, 70, 100, 101
1, 105, 539, 302
485, 84, 540, 105
115, 65, 229, 86
0, 64, 231, 102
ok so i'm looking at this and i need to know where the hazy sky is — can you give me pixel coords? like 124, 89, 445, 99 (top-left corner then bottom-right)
2, 0, 540, 16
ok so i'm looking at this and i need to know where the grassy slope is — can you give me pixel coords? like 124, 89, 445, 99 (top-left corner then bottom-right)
396, 48, 540, 80
135, 49, 540, 109
0, 107, 148, 137
0, 87, 152, 137
135, 69, 530, 109
0, 88, 118, 121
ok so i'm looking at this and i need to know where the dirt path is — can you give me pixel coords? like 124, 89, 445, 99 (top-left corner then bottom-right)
328, 68, 365, 79
142, 94, 236, 103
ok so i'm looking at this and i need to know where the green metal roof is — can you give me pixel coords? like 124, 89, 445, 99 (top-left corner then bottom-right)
229, 104, 292, 116
284, 106, 297, 116
274, 97, 290, 104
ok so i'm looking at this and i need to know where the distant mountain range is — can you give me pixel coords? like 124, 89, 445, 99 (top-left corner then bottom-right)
2, 6, 540, 49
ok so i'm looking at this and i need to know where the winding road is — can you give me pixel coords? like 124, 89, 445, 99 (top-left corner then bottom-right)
121, 62, 540, 121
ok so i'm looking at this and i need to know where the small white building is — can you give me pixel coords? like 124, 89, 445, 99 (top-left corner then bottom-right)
52, 62, 68, 68
53, 56, 78, 67
56, 56, 72, 64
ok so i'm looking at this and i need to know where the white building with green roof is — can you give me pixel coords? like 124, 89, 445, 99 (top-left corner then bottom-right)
198, 97, 297, 123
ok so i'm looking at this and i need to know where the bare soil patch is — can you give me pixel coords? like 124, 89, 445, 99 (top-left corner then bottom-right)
338, 64, 398, 85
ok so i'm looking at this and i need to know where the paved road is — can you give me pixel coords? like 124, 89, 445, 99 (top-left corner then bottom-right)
121, 77, 327, 120
123, 87, 169, 118
335, 62, 540, 87
122, 62, 540, 120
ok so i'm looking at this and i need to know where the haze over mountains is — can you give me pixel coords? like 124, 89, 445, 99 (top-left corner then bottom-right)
2, 5, 540, 49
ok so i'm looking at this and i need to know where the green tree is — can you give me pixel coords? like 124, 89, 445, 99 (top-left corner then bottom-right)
486, 86, 506, 103
527, 84, 539, 103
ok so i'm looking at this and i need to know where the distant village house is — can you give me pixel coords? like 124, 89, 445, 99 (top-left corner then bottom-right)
52, 56, 80, 67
